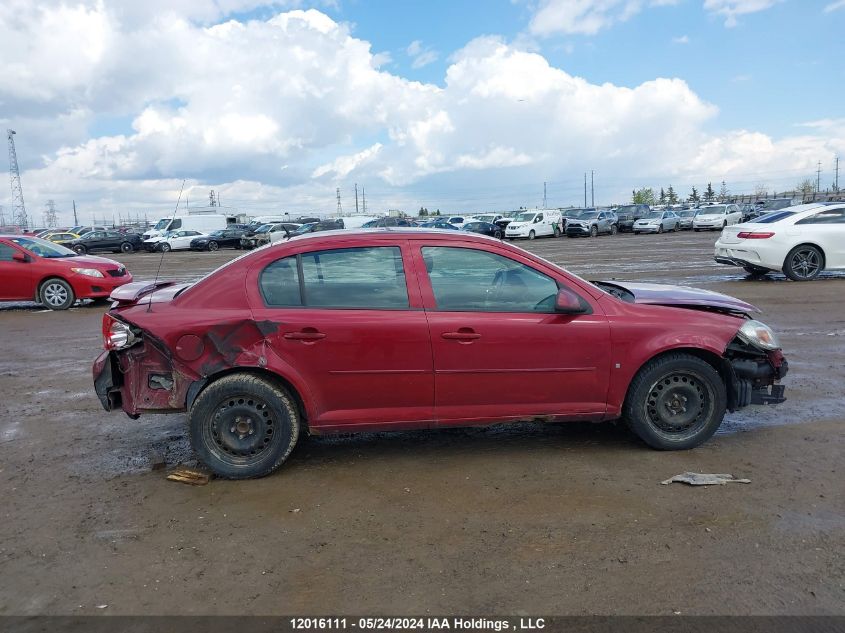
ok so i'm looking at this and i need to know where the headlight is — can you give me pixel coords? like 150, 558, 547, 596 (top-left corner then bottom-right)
71, 267, 105, 278
738, 319, 780, 350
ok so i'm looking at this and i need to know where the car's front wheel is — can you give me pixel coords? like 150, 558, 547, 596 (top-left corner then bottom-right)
610, 224, 618, 236
189, 373, 301, 479
528, 230, 535, 240
120, 242, 134, 253
158, 243, 171, 252
623, 353, 726, 450
39, 277, 75, 310
73, 245, 87, 254
208, 241, 219, 251
590, 225, 598, 238
783, 244, 823, 281
657, 224, 664, 234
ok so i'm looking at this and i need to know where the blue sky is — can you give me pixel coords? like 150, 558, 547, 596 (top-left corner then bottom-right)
1, 0, 843, 222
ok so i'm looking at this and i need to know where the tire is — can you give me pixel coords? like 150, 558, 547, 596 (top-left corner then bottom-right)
207, 241, 219, 252
674, 223, 680, 232
73, 245, 87, 254
189, 373, 301, 479
722, 221, 727, 229
633, 231, 640, 235
39, 278, 75, 310
120, 242, 134, 253
693, 228, 700, 232
623, 353, 727, 450
783, 244, 823, 281
159, 242, 171, 253
610, 224, 618, 236
590, 225, 598, 238
528, 230, 535, 240
494, 230, 502, 240
743, 265, 769, 276
657, 224, 664, 234
553, 226, 561, 238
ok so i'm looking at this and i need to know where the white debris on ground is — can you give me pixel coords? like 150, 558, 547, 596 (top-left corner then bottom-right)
661, 472, 751, 486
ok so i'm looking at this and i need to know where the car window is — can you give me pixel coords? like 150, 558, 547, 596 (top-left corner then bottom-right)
0, 243, 17, 261
422, 246, 558, 313
106, 232, 120, 238
536, 214, 544, 222
795, 208, 845, 225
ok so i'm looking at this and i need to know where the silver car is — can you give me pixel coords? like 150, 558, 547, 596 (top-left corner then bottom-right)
633, 210, 681, 234
676, 209, 697, 230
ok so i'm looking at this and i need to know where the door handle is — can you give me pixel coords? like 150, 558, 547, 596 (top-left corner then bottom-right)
283, 330, 326, 341
442, 331, 481, 341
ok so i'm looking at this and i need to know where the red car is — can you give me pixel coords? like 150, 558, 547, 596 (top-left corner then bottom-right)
93, 229, 787, 479
0, 235, 133, 310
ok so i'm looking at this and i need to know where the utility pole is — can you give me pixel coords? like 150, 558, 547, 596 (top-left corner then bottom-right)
73, 200, 78, 225
336, 187, 342, 216
44, 199, 58, 228
583, 173, 587, 207
362, 187, 366, 214
817, 161, 822, 192
7, 129, 27, 229
355, 183, 359, 214
835, 157, 840, 192
543, 181, 547, 209
591, 170, 595, 207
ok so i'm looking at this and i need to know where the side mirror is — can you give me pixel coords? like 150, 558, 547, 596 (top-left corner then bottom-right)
555, 288, 587, 314
12, 252, 29, 263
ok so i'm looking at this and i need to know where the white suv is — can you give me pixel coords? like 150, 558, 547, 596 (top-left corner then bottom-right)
693, 204, 743, 231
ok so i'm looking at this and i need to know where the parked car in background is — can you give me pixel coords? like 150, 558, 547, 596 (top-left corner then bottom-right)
614, 204, 650, 232
493, 212, 520, 234
93, 228, 788, 479
462, 221, 503, 239
715, 203, 845, 280
361, 217, 417, 228
241, 223, 298, 249
505, 209, 562, 239
1, 235, 132, 310
68, 230, 144, 254
142, 215, 229, 240
565, 209, 618, 237
739, 204, 756, 222
471, 214, 505, 226
633, 210, 681, 234
754, 198, 793, 217
288, 219, 346, 237
693, 204, 743, 231
420, 219, 461, 230
189, 228, 247, 251
69, 225, 108, 236
143, 230, 206, 252
560, 208, 587, 231
338, 216, 381, 229
676, 209, 698, 230
42, 231, 81, 245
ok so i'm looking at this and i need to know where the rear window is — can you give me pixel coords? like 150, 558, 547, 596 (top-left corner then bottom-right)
754, 210, 796, 224
260, 247, 408, 309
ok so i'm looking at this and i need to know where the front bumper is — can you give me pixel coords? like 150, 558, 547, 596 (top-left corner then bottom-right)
633, 225, 660, 233
73, 272, 133, 299
694, 222, 722, 229
727, 350, 788, 409
565, 225, 592, 236
618, 221, 635, 231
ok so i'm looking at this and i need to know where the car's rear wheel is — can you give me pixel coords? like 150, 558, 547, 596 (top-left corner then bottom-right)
783, 244, 823, 281
189, 374, 301, 479
623, 353, 726, 450
590, 225, 598, 238
528, 230, 535, 240
73, 245, 87, 254
39, 278, 75, 310
120, 242, 134, 253
208, 241, 219, 251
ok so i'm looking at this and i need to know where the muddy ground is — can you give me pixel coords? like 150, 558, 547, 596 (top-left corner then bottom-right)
0, 231, 842, 615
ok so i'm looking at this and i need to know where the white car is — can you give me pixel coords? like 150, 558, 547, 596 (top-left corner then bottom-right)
142, 230, 206, 252
504, 209, 563, 239
693, 204, 743, 231
714, 203, 845, 280
632, 210, 680, 234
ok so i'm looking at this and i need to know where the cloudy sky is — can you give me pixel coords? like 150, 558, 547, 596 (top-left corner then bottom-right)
1, 0, 843, 225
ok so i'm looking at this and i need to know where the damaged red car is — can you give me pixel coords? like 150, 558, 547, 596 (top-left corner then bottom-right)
93, 229, 788, 479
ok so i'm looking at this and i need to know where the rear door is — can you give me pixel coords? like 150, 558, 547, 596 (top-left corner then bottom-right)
413, 242, 611, 424
250, 241, 434, 429
0, 241, 33, 299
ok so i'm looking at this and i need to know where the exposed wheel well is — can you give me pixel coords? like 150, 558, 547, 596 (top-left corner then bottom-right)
187, 367, 309, 432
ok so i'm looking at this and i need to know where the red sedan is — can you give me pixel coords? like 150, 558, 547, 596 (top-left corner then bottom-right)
0, 235, 133, 310
93, 229, 787, 479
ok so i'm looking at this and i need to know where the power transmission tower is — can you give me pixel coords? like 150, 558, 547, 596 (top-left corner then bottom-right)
7, 129, 27, 229
0, 205, 6, 226
591, 170, 595, 207
336, 187, 342, 216
209, 190, 217, 207
543, 181, 547, 208
44, 199, 58, 228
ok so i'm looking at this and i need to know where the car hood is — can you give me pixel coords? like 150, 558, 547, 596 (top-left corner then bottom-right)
110, 281, 192, 305
50, 254, 123, 268
597, 280, 758, 314
635, 219, 659, 224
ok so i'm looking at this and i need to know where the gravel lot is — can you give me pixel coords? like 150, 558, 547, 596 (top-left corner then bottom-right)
1, 230, 842, 615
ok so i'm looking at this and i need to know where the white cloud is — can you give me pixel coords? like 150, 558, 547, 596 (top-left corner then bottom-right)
1, 5, 842, 223
703, 0, 780, 27
823, 0, 845, 11
406, 39, 439, 69
528, 0, 679, 37
672, 34, 689, 43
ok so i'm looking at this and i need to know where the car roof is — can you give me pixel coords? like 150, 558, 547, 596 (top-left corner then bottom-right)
282, 227, 503, 245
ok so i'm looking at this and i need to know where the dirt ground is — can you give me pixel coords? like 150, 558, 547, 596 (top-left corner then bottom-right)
0, 231, 842, 615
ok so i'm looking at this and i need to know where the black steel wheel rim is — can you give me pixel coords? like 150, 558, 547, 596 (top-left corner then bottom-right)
790, 249, 820, 279
644, 370, 713, 434
205, 395, 277, 464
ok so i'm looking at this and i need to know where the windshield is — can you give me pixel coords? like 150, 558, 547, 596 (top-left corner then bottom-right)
473, 215, 494, 222
514, 212, 536, 222
254, 224, 273, 234
678, 210, 696, 217
11, 236, 76, 258
290, 223, 317, 236
641, 212, 662, 220
579, 212, 599, 220
616, 205, 639, 215
153, 218, 171, 230
701, 206, 726, 214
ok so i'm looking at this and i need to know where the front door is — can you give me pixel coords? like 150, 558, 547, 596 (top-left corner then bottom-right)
414, 244, 611, 424
251, 243, 434, 430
